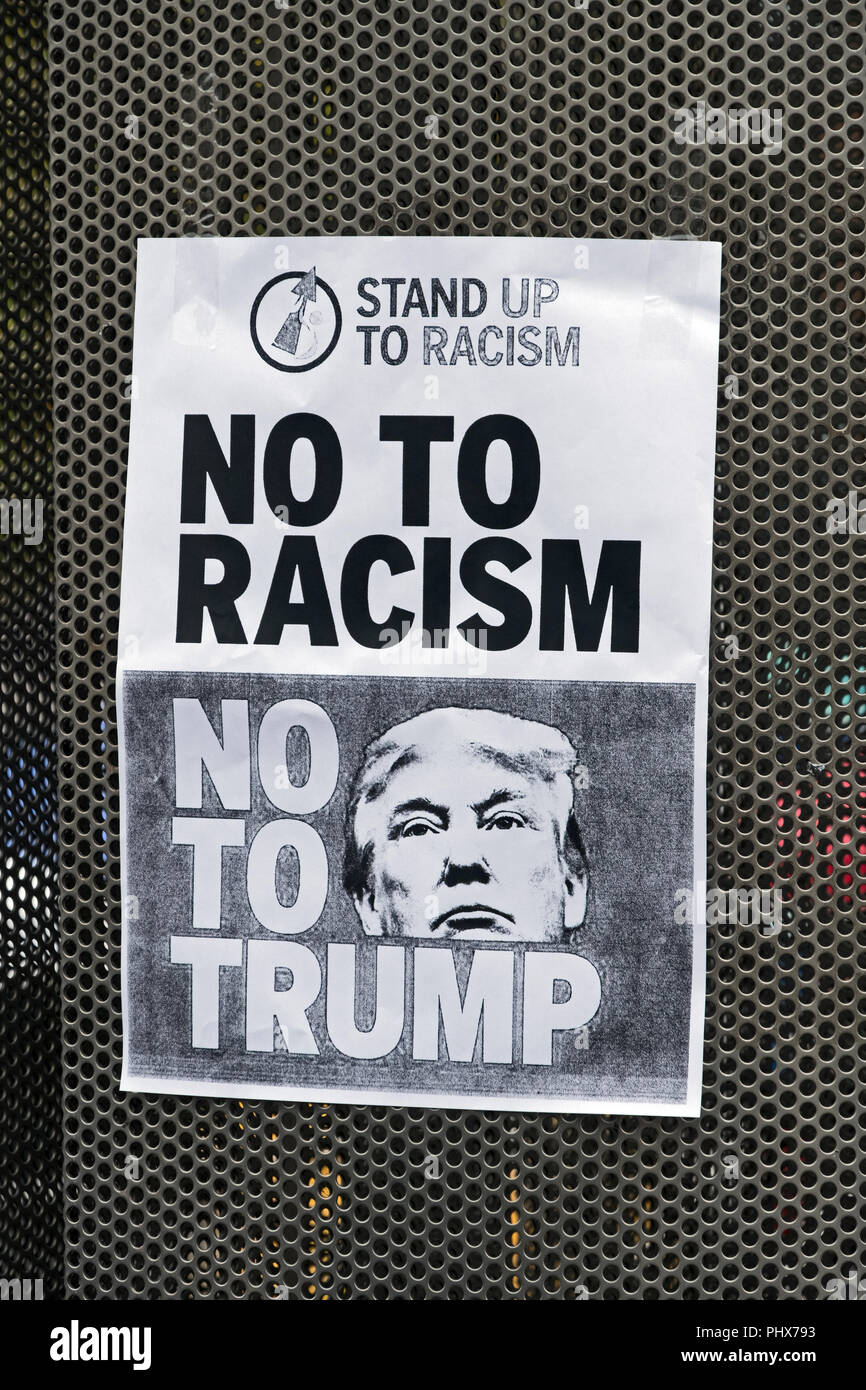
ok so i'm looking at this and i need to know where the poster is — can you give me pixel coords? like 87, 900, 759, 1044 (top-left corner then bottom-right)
118, 235, 721, 1114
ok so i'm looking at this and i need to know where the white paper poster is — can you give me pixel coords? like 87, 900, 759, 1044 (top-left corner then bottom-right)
118, 235, 721, 1114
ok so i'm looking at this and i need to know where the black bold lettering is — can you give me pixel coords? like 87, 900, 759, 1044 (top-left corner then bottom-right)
380, 326, 408, 365
461, 278, 487, 317
458, 538, 532, 651
402, 279, 430, 316
176, 535, 250, 643
380, 278, 406, 317
357, 278, 381, 317
421, 537, 451, 644
430, 278, 458, 316
540, 539, 641, 652
180, 415, 255, 524
341, 535, 415, 648
457, 415, 540, 529
254, 536, 338, 646
263, 414, 342, 527
380, 415, 455, 526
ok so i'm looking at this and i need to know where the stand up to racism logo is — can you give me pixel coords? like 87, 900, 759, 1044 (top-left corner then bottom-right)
250, 267, 342, 372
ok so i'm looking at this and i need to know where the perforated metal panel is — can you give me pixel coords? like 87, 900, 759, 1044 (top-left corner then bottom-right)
50, 0, 865, 1300
1, 0, 63, 1299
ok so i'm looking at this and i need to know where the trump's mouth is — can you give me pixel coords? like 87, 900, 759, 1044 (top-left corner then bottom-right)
430, 905, 516, 935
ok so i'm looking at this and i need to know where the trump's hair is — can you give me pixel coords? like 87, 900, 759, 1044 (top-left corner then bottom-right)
342, 705, 588, 903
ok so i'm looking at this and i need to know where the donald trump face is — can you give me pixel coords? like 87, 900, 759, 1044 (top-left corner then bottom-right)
343, 707, 588, 942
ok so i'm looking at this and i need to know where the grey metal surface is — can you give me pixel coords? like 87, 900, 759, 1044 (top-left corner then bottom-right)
50, 0, 865, 1299
1, 0, 63, 1300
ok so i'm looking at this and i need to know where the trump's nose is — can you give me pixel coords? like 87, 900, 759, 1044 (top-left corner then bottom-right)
440, 856, 491, 888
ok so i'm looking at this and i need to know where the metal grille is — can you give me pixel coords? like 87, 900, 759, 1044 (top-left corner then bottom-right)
50, 0, 865, 1300
1, 0, 63, 1299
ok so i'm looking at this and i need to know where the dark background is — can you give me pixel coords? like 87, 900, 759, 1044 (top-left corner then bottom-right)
0, 0, 62, 1301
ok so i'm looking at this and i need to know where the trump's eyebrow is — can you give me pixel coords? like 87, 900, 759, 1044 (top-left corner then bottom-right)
386, 797, 449, 833
471, 788, 528, 817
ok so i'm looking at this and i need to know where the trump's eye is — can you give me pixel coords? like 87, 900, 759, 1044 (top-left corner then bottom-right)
397, 816, 441, 838
484, 811, 526, 831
